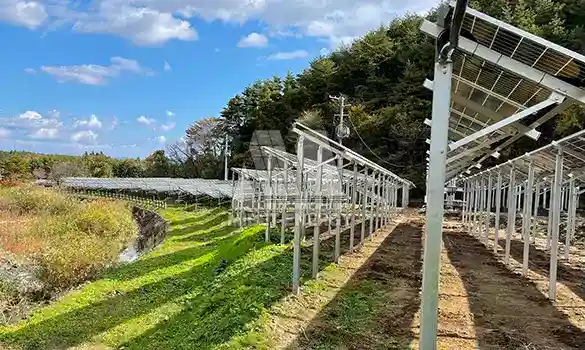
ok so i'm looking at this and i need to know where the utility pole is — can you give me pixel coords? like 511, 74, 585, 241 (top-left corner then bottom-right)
329, 94, 350, 262
224, 134, 229, 181
329, 95, 350, 145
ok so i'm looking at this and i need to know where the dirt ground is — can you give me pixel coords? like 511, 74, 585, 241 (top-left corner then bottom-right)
267, 211, 585, 349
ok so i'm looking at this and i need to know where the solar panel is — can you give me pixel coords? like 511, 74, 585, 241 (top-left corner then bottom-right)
459, 3, 585, 87
61, 177, 235, 199
421, 2, 585, 180
462, 129, 585, 187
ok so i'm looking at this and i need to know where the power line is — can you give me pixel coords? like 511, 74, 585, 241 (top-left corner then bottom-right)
345, 109, 422, 169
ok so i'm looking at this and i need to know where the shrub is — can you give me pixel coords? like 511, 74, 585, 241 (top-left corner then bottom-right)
33, 225, 114, 289
0, 186, 76, 215
74, 200, 137, 241
26, 203, 138, 290
0, 187, 139, 292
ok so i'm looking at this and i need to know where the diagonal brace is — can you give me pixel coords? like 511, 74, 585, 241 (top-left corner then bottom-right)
449, 95, 563, 151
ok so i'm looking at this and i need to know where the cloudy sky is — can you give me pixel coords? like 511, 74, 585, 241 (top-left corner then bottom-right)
0, 0, 438, 158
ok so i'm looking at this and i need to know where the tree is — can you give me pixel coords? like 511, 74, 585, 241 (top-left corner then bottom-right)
113, 158, 145, 178
178, 117, 226, 179
49, 162, 87, 184
144, 150, 172, 177
82, 153, 114, 178
1, 155, 30, 179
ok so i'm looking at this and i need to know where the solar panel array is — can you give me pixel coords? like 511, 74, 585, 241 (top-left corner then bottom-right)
463, 129, 585, 187
61, 177, 235, 199
421, 2, 585, 181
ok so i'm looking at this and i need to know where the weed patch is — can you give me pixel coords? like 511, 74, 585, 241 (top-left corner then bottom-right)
0, 186, 138, 298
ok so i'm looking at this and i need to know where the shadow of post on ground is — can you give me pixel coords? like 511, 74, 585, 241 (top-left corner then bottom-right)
444, 230, 585, 349
500, 238, 585, 302
288, 222, 423, 350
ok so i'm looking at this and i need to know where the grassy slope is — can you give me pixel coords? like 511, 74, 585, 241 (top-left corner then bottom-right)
0, 207, 305, 349
0, 206, 414, 350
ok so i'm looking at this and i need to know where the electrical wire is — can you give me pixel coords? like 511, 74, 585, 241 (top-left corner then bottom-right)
346, 110, 425, 169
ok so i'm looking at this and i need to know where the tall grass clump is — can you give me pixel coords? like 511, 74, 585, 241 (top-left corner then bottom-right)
0, 185, 138, 292
0, 185, 76, 215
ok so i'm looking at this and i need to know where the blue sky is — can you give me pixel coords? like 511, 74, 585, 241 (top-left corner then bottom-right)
0, 0, 437, 158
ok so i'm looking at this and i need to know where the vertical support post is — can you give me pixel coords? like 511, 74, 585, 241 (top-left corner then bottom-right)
479, 177, 486, 238
494, 170, 502, 253
272, 181, 278, 228
485, 173, 493, 243
462, 181, 468, 223
369, 172, 375, 237
549, 148, 563, 300
292, 136, 305, 295
473, 179, 480, 235
350, 163, 358, 251
516, 185, 522, 212
361, 167, 368, 244
402, 184, 409, 208
239, 173, 245, 228
571, 189, 579, 240
565, 177, 575, 260
256, 180, 262, 224
505, 165, 517, 265
384, 180, 389, 225
312, 147, 323, 278
420, 59, 452, 350
265, 155, 273, 243
334, 152, 343, 264
466, 180, 473, 227
532, 180, 540, 242
522, 160, 534, 275
224, 135, 229, 181
281, 161, 289, 244
230, 176, 236, 226
375, 174, 381, 231
546, 190, 553, 249
381, 180, 386, 227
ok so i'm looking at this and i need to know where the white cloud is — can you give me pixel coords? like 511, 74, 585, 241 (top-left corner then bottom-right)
74, 114, 102, 129
237, 32, 268, 48
155, 135, 166, 144
166, 110, 175, 117
319, 47, 330, 56
71, 130, 98, 144
0, 0, 47, 29
18, 110, 42, 120
267, 50, 309, 60
30, 128, 58, 139
137, 115, 156, 125
39, 56, 148, 85
160, 122, 176, 132
47, 109, 60, 119
164, 61, 172, 72
90, 0, 435, 48
110, 56, 142, 73
0, 1, 438, 48
24, 67, 36, 74
72, 5, 197, 46
0, 127, 10, 137
8, 110, 63, 129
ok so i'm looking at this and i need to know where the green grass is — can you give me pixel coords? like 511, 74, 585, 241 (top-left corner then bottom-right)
0, 206, 305, 350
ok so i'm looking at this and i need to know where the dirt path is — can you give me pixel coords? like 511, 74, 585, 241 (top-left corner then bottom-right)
438, 227, 585, 349
268, 212, 585, 349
